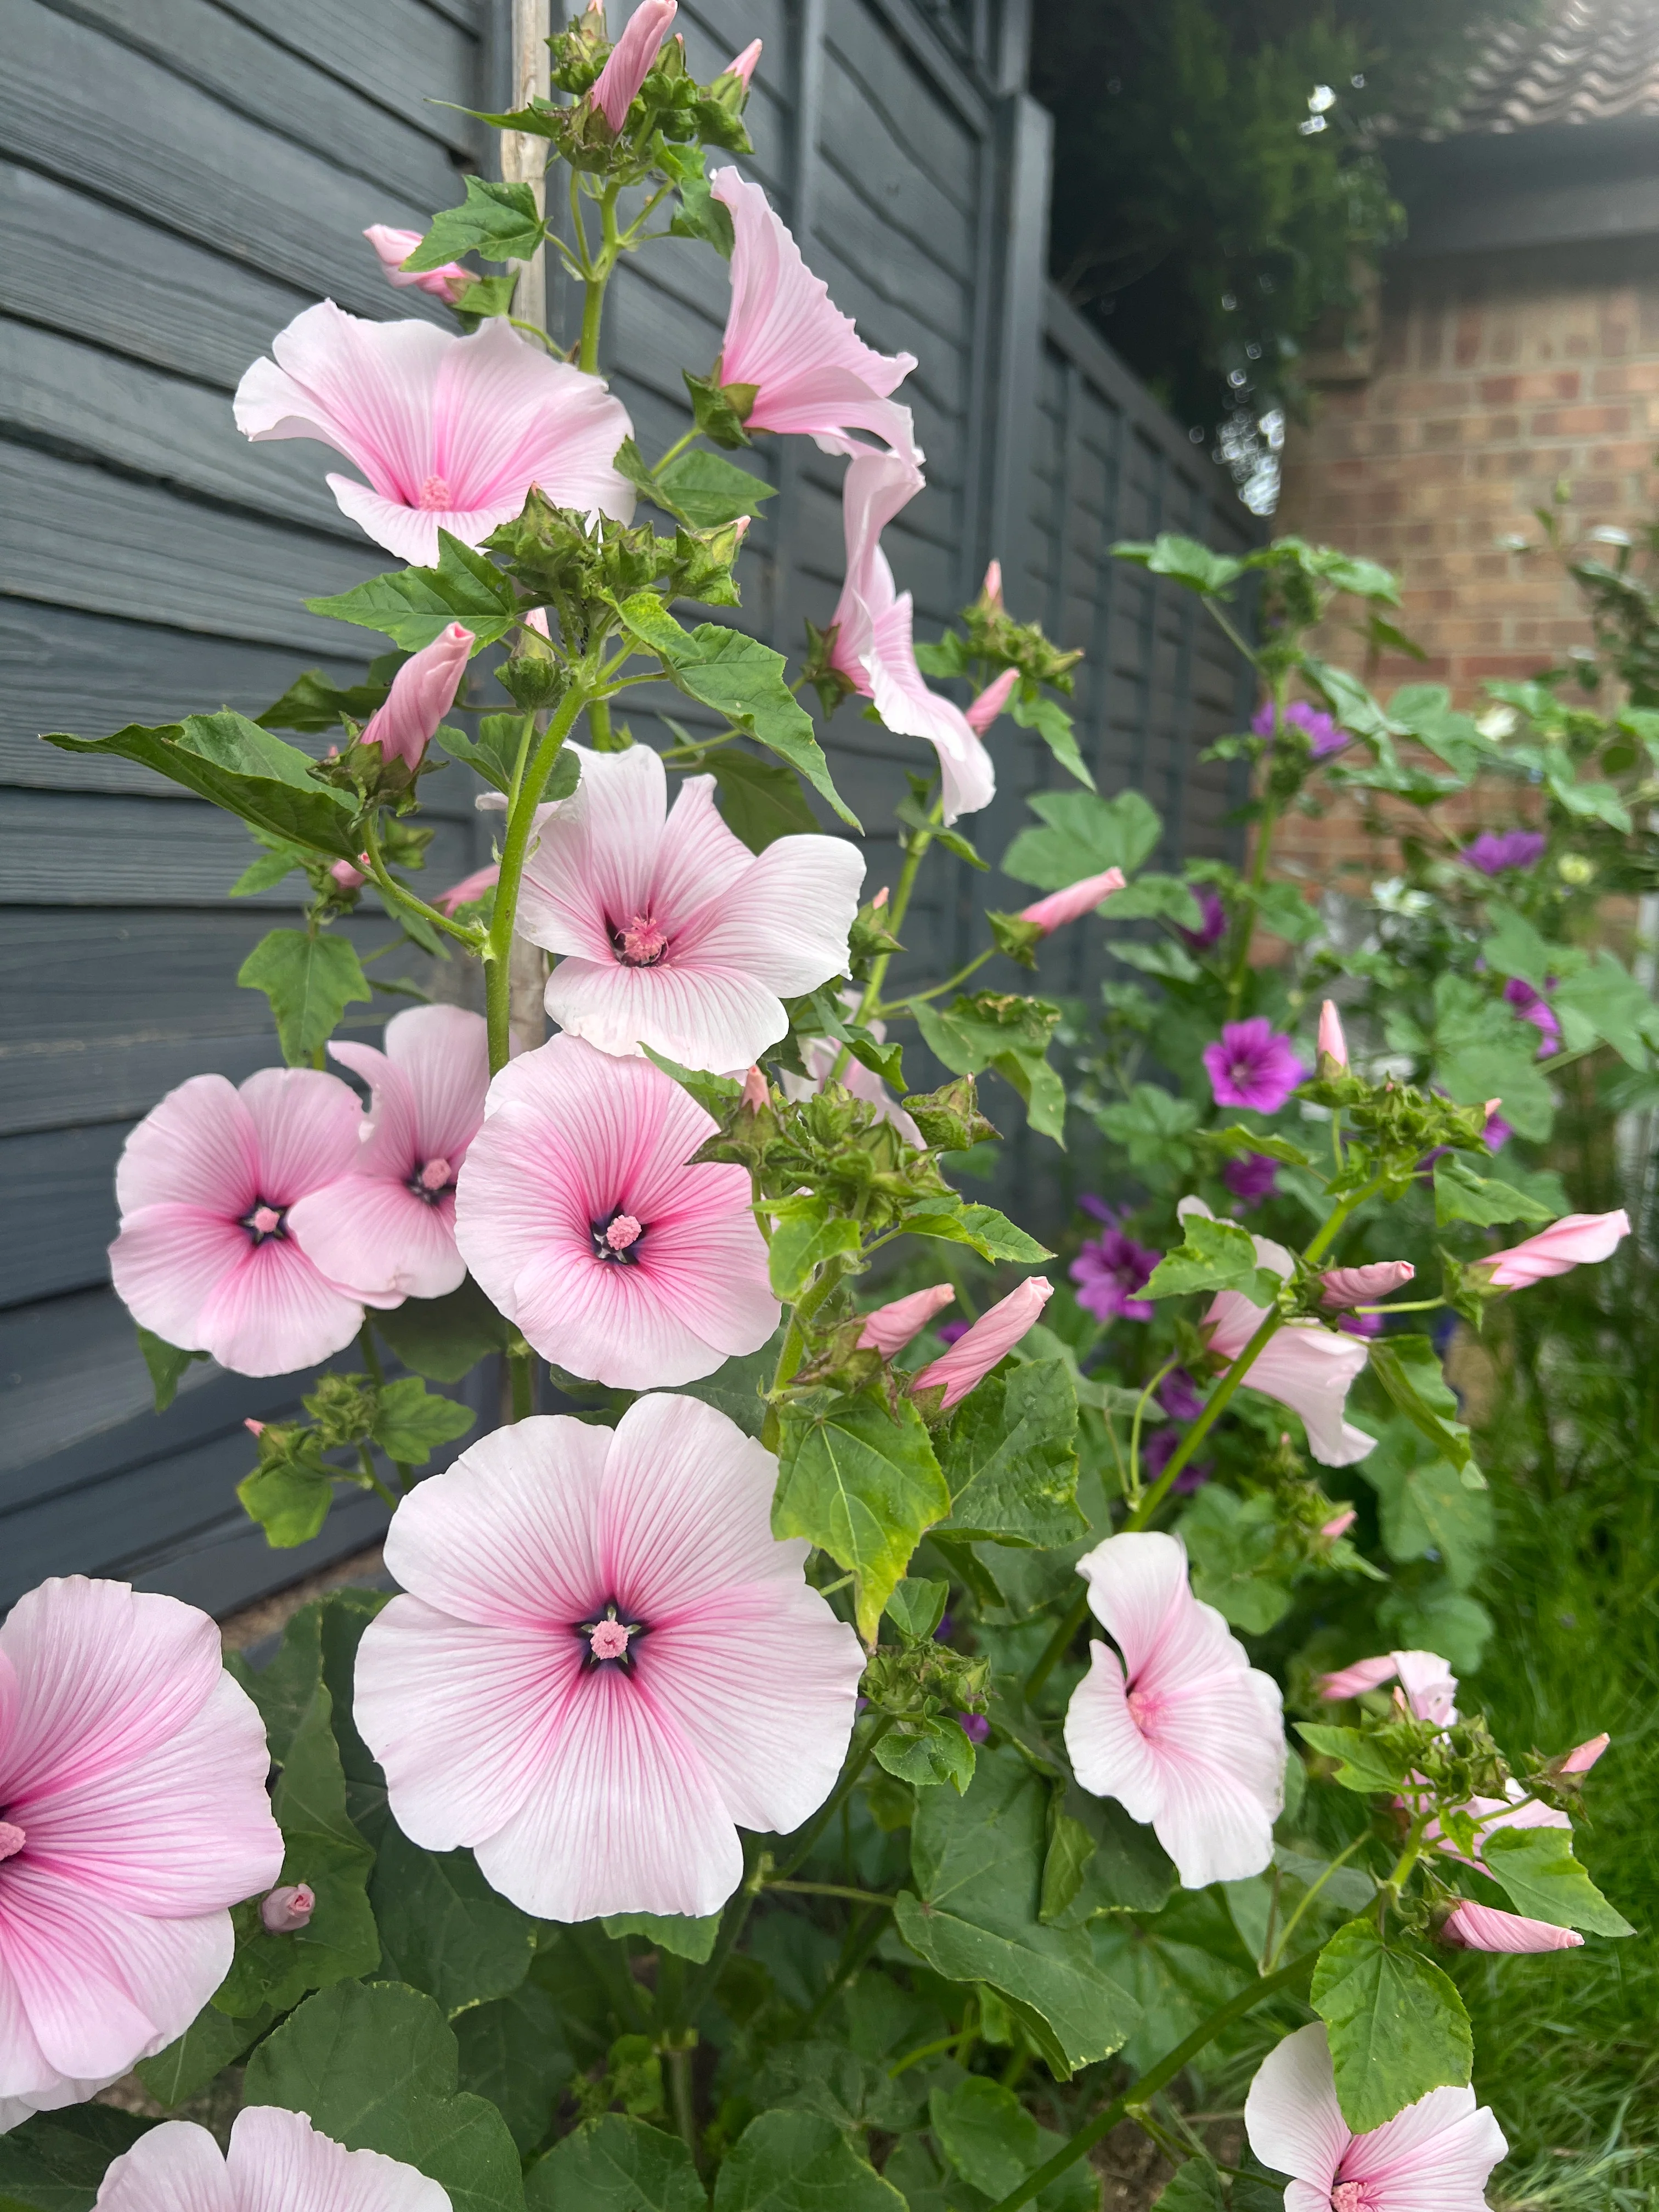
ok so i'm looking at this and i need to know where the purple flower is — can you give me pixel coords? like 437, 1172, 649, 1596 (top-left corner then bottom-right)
1172, 1457, 1214, 1496
1071, 1227, 1161, 1323
958, 1712, 991, 1744
1502, 975, 1562, 1056
935, 1319, 970, 1346
1222, 1152, 1280, 1209
1142, 1426, 1180, 1478
1181, 887, 1228, 950
1251, 698, 1350, 760
1336, 1311, 1383, 1339
1483, 1108, 1512, 1151
1202, 1018, 1308, 1114
1464, 830, 1545, 877
1159, 1368, 1205, 1423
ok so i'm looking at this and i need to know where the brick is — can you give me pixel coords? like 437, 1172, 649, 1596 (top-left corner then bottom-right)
1531, 404, 1631, 436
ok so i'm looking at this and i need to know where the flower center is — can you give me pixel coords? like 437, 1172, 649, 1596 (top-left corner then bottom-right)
592, 1207, 646, 1264
0, 1820, 24, 1863
411, 1157, 454, 1203
1126, 1683, 1163, 1736
418, 474, 454, 510
577, 1600, 646, 1671
1331, 2185, 1373, 2211
613, 912, 669, 967
242, 1201, 286, 1244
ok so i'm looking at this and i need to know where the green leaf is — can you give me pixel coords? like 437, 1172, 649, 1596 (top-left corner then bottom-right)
656, 450, 776, 529
1096, 1083, 1200, 1175
774, 1393, 950, 1642
1356, 1420, 1493, 1588
451, 274, 520, 326
670, 167, 737, 257
900, 1201, 1052, 1266
1553, 951, 1659, 1069
1094, 872, 1202, 928
374, 1277, 512, 1382
1177, 1487, 1294, 1633
237, 1458, 338, 1548
136, 2000, 273, 2107
230, 838, 313, 897
1152, 2163, 1226, 2212
929, 2078, 1098, 2212
613, 597, 859, 829
1481, 1826, 1634, 1936
406, 176, 545, 267
454, 1984, 573, 2155
1113, 533, 1243, 595
244, 1980, 524, 2212
309, 532, 517, 652
936, 1358, 1085, 1548
371, 1376, 476, 1464
1480, 903, 1575, 994
640, 1046, 744, 1116
1110, 939, 1202, 983
438, 713, 530, 796
370, 1822, 538, 2015
1432, 1156, 1555, 1229
874, 1713, 978, 1792
911, 992, 1067, 1146
1042, 1786, 1175, 1926
1001, 789, 1163, 888
0, 2108, 157, 2212
712, 2111, 902, 2212
1376, 1579, 1493, 1674
1429, 974, 1554, 1142
697, 747, 819, 851
1008, 685, 1096, 791
600, 1911, 723, 1963
895, 1747, 1139, 2078
43, 712, 362, 858
884, 1576, 950, 1641
135, 1325, 205, 1413
527, 2116, 706, 2212
225, 1596, 324, 1760
1365, 1338, 1480, 1481
239, 929, 371, 1065
1311, 1919, 1471, 2131
258, 668, 392, 735
1142, 1214, 1279, 1304
1246, 879, 1322, 947
677, 1338, 779, 1439
766, 1197, 865, 1301
1295, 1724, 1413, 1795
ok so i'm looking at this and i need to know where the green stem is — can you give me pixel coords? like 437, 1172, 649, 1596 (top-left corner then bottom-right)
577, 182, 621, 374
485, 684, 588, 1073
1265, 1832, 1368, 1969
980, 1954, 1319, 2212
759, 1257, 850, 1452
828, 801, 938, 1081
666, 2041, 698, 2162
887, 2031, 962, 2079
1353, 1297, 1444, 1314
360, 817, 482, 950
507, 1341, 535, 1423
883, 942, 998, 1017
587, 697, 614, 749
764, 1881, 897, 1908
1127, 1357, 1178, 1503
358, 1324, 413, 1489
800, 1908, 889, 2032
1024, 1586, 1091, 1703
508, 315, 557, 350
1301, 1175, 1385, 1267
1226, 673, 1285, 1015
356, 1444, 399, 1511
772, 1715, 895, 1882
655, 427, 699, 472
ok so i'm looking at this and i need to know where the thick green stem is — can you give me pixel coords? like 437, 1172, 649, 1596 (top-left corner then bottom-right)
773, 1714, 895, 1882
980, 1954, 1319, 2212
360, 816, 482, 950
507, 1341, 535, 1423
1126, 1305, 1284, 1531
759, 1256, 849, 1451
485, 684, 588, 1073
764, 1880, 896, 1908
576, 182, 620, 374
666, 2041, 698, 2161
884, 941, 997, 1018
356, 1444, 399, 1511
1266, 1833, 1368, 1969
828, 803, 938, 1081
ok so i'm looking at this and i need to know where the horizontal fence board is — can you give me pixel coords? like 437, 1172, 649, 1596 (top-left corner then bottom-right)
0, 1030, 284, 1141
205, 0, 479, 148
128, 1489, 393, 1615
1, 1120, 131, 1305
827, 1, 983, 208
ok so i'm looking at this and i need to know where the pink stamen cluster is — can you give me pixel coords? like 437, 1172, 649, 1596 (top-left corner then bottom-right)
589, 1618, 633, 1661
419, 1158, 453, 1192
605, 1214, 644, 1252
618, 913, 669, 966
0, 1820, 25, 1862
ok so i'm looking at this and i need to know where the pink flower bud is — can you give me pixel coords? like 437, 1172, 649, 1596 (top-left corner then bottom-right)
1319, 1506, 1356, 1539
872, 885, 889, 909
590, 0, 677, 131
244, 1419, 266, 1437
910, 1277, 1051, 1412
363, 225, 471, 306
360, 623, 473, 771
981, 559, 1003, 610
741, 1065, 769, 1113
329, 858, 368, 891
722, 37, 761, 88
1318, 1653, 1400, 1701
859, 1283, 955, 1357
259, 1882, 315, 1933
1477, 1209, 1630, 1289
1561, 1731, 1610, 1774
1320, 1260, 1414, 1310
434, 862, 499, 916
1317, 999, 1348, 1070
964, 665, 1019, 737
1483, 1097, 1503, 1121
1017, 867, 1127, 936
1438, 1901, 1583, 1953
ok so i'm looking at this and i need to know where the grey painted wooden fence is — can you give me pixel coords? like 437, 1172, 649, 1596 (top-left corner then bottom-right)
0, 0, 1255, 1617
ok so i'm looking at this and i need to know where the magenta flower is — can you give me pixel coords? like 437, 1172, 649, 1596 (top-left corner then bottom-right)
709, 169, 919, 461
1203, 1018, 1308, 1113
1502, 974, 1562, 1056
1160, 1368, 1205, 1423
911, 1277, 1052, 1410
1321, 1260, 1415, 1309
935, 1319, 970, 1346
1222, 1152, 1279, 1209
826, 454, 994, 823
1438, 1900, 1583, 1953
1070, 1227, 1160, 1323
359, 623, 472, 770
286, 1007, 490, 1303
258, 1883, 315, 1934
354, 1395, 865, 1920
1477, 1208, 1630, 1288
96, 2107, 449, 2212
0, 1577, 282, 2126
1064, 1532, 1285, 1888
1180, 886, 1227, 950
235, 303, 635, 566
363, 223, 469, 306
857, 1284, 956, 1356
1018, 866, 1126, 936
1251, 697, 1350, 759
1483, 1106, 1513, 1150
110, 1068, 397, 1378
454, 1033, 776, 1388
589, 0, 676, 129
518, 744, 862, 1074
1246, 2023, 1506, 2212
1465, 828, 1545, 876
965, 665, 1020, 737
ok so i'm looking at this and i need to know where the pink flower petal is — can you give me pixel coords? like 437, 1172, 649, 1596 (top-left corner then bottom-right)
1341, 2085, 1505, 2207
1480, 1209, 1630, 1288
193, 1237, 365, 1377
1244, 2023, 1349, 2200
964, 665, 1019, 737
673, 832, 865, 997
589, 0, 676, 131
98, 2117, 237, 2212
109, 1204, 252, 1354
359, 623, 472, 770
865, 591, 995, 825
859, 1284, 956, 1355
1319, 1654, 1401, 1701
647, 772, 757, 921
114, 1075, 259, 1217
1204, 1294, 1374, 1465
911, 1278, 1051, 1410
229, 2108, 450, 2212
363, 224, 470, 306
287, 1177, 464, 1303
236, 1068, 364, 1201
1018, 867, 1126, 934
1438, 1901, 1583, 1953
1062, 1641, 1164, 1826
326, 1043, 421, 1180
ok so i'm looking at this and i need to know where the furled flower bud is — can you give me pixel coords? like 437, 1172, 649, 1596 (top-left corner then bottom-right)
1319, 1506, 1356, 1539
259, 1883, 315, 1933
1319, 1260, 1414, 1310
589, 0, 677, 131
858, 1283, 955, 1356
434, 862, 499, 917
1438, 1901, 1583, 1953
363, 225, 470, 306
721, 37, 761, 89
1017, 867, 1126, 937
1477, 1210, 1630, 1289
329, 858, 368, 891
360, 623, 473, 771
964, 665, 1019, 737
980, 559, 1003, 611
1316, 999, 1348, 1072
741, 1065, 769, 1113
910, 1278, 1051, 1412
1560, 1731, 1610, 1774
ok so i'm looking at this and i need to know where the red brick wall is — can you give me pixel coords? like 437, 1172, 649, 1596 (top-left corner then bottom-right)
1271, 235, 1659, 884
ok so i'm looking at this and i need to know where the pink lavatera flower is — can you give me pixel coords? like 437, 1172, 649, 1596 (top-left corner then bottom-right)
1319, 1649, 1457, 1719
454, 1033, 777, 1388
110, 1067, 398, 1378
827, 454, 995, 823
1018, 866, 1126, 935
911, 1277, 1052, 1411
1063, 1531, 1285, 1888
1438, 1900, 1583, 1953
964, 665, 1019, 736
95, 2107, 449, 2212
1320, 1260, 1414, 1310
589, 0, 676, 131
0, 1577, 283, 2130
709, 168, 919, 462
234, 302, 635, 566
1477, 1208, 1630, 1288
1245, 2022, 1506, 2212
258, 1883, 315, 1934
359, 623, 472, 770
363, 224, 470, 306
858, 1283, 956, 1356
517, 744, 864, 1073
354, 1395, 866, 1920
287, 1007, 491, 1302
